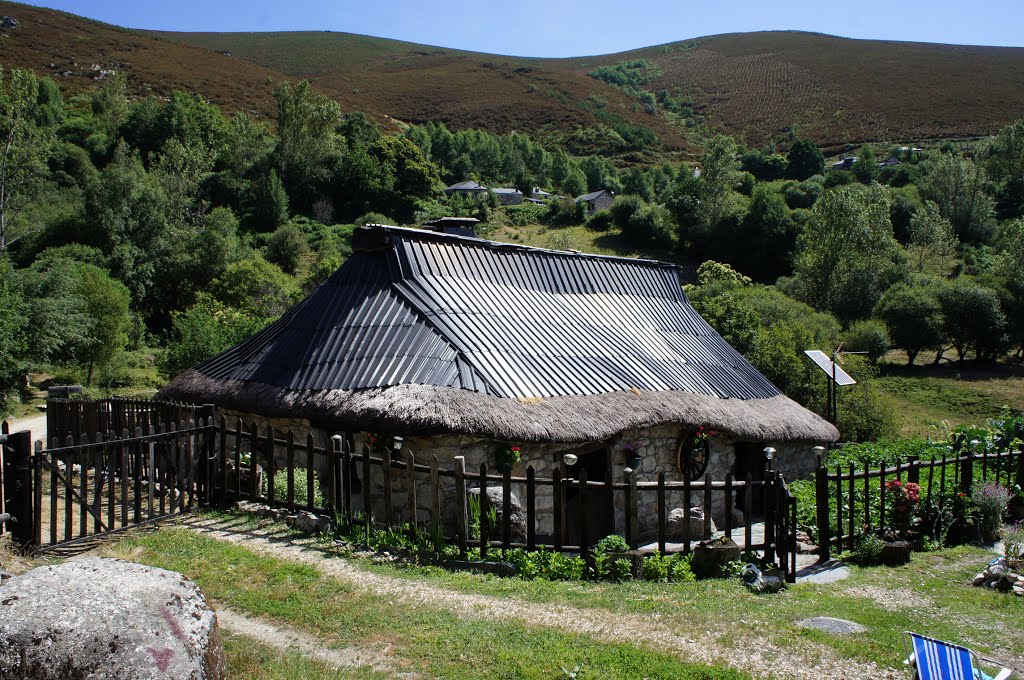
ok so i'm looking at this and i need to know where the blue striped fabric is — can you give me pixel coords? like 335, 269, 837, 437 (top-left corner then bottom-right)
910, 633, 976, 680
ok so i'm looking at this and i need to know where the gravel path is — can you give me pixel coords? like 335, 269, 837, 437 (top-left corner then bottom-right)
182, 515, 897, 679
217, 606, 419, 678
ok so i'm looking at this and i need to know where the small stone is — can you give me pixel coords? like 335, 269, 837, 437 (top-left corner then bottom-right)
797, 616, 867, 634
973, 573, 987, 586
0, 570, 13, 582
285, 511, 329, 533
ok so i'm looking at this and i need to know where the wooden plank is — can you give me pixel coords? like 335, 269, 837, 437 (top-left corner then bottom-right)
406, 448, 417, 530
265, 426, 276, 506
79, 433, 90, 539
362, 443, 372, 521
306, 433, 315, 512
724, 473, 734, 540
430, 455, 440, 535
879, 460, 887, 529
120, 431, 129, 529
233, 419, 243, 501
479, 462, 489, 559
815, 465, 830, 561
744, 474, 753, 550
502, 466, 511, 550
579, 468, 589, 552
454, 456, 467, 559
218, 416, 227, 504
33, 441, 43, 547
342, 435, 352, 525
552, 468, 562, 552
846, 463, 854, 551
682, 474, 691, 551
286, 430, 295, 510
168, 423, 179, 514
149, 426, 159, 519
526, 466, 536, 551
64, 435, 74, 542
703, 477, 712, 539
248, 422, 259, 501
50, 449, 58, 543
383, 449, 394, 528
657, 472, 666, 555
627, 468, 639, 551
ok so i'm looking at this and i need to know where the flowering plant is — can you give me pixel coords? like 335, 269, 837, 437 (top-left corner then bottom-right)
496, 444, 521, 472
693, 425, 718, 445
366, 433, 389, 454
624, 440, 647, 455
885, 479, 920, 527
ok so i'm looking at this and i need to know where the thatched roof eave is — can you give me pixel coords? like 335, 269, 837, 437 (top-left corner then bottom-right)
158, 370, 839, 444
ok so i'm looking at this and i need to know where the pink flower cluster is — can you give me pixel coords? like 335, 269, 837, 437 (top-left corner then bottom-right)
886, 479, 921, 515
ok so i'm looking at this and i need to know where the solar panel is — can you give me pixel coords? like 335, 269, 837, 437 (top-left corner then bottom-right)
804, 350, 857, 386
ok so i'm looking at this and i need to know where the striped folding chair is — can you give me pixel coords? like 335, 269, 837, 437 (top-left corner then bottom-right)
904, 632, 1012, 680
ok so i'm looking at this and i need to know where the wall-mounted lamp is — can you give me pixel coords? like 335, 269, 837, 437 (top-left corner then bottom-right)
562, 453, 578, 467
392, 436, 404, 452
763, 446, 776, 472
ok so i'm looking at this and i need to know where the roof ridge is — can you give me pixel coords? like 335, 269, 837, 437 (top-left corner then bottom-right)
356, 224, 683, 271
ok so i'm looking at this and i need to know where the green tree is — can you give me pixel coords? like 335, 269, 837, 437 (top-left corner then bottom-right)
160, 295, 270, 379
264, 222, 309, 275
697, 134, 742, 230
210, 255, 298, 318
70, 263, 131, 386
920, 152, 995, 242
0, 259, 27, 412
250, 169, 290, 231
907, 200, 958, 273
273, 80, 342, 206
785, 139, 824, 181
0, 68, 55, 255
791, 184, 907, 322
843, 319, 890, 364
987, 119, 1024, 219
733, 184, 797, 281
874, 282, 945, 366
851, 145, 878, 184
937, 280, 1007, 362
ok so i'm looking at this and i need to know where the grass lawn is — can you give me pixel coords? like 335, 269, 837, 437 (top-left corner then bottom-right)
874, 357, 1024, 437
116, 525, 744, 679
109, 514, 1023, 678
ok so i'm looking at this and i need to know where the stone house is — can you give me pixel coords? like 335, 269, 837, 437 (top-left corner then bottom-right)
575, 189, 615, 215
159, 225, 837, 540
492, 188, 524, 205
443, 180, 489, 198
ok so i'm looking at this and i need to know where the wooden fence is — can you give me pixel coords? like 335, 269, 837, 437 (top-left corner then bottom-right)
46, 397, 199, 444
5, 406, 799, 580
815, 448, 1024, 559
214, 419, 801, 581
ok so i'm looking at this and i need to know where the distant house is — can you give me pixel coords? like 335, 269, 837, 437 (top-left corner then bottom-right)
444, 180, 488, 198
692, 166, 702, 179
877, 157, 901, 167
531, 187, 554, 200
831, 157, 858, 170
492, 188, 524, 206
575, 189, 615, 215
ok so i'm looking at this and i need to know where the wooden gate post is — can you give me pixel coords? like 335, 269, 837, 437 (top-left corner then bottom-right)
815, 462, 831, 561
2, 430, 35, 551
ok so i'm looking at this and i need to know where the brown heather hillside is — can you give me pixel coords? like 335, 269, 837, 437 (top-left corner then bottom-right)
0, 2, 284, 117
3, 1, 1024, 152
165, 28, 1024, 150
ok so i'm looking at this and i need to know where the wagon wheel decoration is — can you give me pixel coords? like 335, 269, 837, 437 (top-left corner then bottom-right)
676, 430, 713, 479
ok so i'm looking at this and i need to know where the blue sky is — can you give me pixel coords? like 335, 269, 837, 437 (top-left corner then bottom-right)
23, 1, 1024, 57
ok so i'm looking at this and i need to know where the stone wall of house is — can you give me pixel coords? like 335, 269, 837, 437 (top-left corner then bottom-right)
215, 409, 823, 543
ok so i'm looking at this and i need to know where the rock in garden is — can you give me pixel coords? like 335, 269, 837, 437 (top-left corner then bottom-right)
467, 487, 527, 543
0, 557, 224, 679
797, 617, 867, 635
285, 510, 330, 533
666, 506, 716, 540
690, 537, 741, 579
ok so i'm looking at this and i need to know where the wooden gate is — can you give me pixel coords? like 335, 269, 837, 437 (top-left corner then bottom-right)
1, 404, 216, 553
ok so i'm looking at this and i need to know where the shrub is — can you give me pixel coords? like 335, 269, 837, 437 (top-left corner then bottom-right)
594, 534, 629, 553
853, 531, 886, 565
972, 482, 1017, 542
586, 209, 615, 232
843, 319, 891, 364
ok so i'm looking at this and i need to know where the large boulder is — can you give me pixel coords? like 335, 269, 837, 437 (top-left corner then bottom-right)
666, 506, 717, 541
468, 486, 528, 543
0, 557, 225, 679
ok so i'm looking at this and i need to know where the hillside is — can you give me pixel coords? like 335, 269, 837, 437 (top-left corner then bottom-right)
163, 28, 1024, 150
0, 2, 284, 117
2, 2, 1024, 152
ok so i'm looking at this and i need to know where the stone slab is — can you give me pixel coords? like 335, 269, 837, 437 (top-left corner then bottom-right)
797, 616, 867, 634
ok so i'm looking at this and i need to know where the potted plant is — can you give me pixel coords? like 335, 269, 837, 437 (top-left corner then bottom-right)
972, 482, 1017, 544
496, 444, 521, 474
623, 439, 645, 470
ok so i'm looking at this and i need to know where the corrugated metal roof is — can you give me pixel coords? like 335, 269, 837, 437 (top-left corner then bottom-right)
195, 225, 781, 401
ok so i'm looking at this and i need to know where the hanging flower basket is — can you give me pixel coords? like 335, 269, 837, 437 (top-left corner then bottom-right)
676, 426, 716, 479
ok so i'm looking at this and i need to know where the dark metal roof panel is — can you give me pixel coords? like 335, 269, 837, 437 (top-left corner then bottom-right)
194, 227, 781, 401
